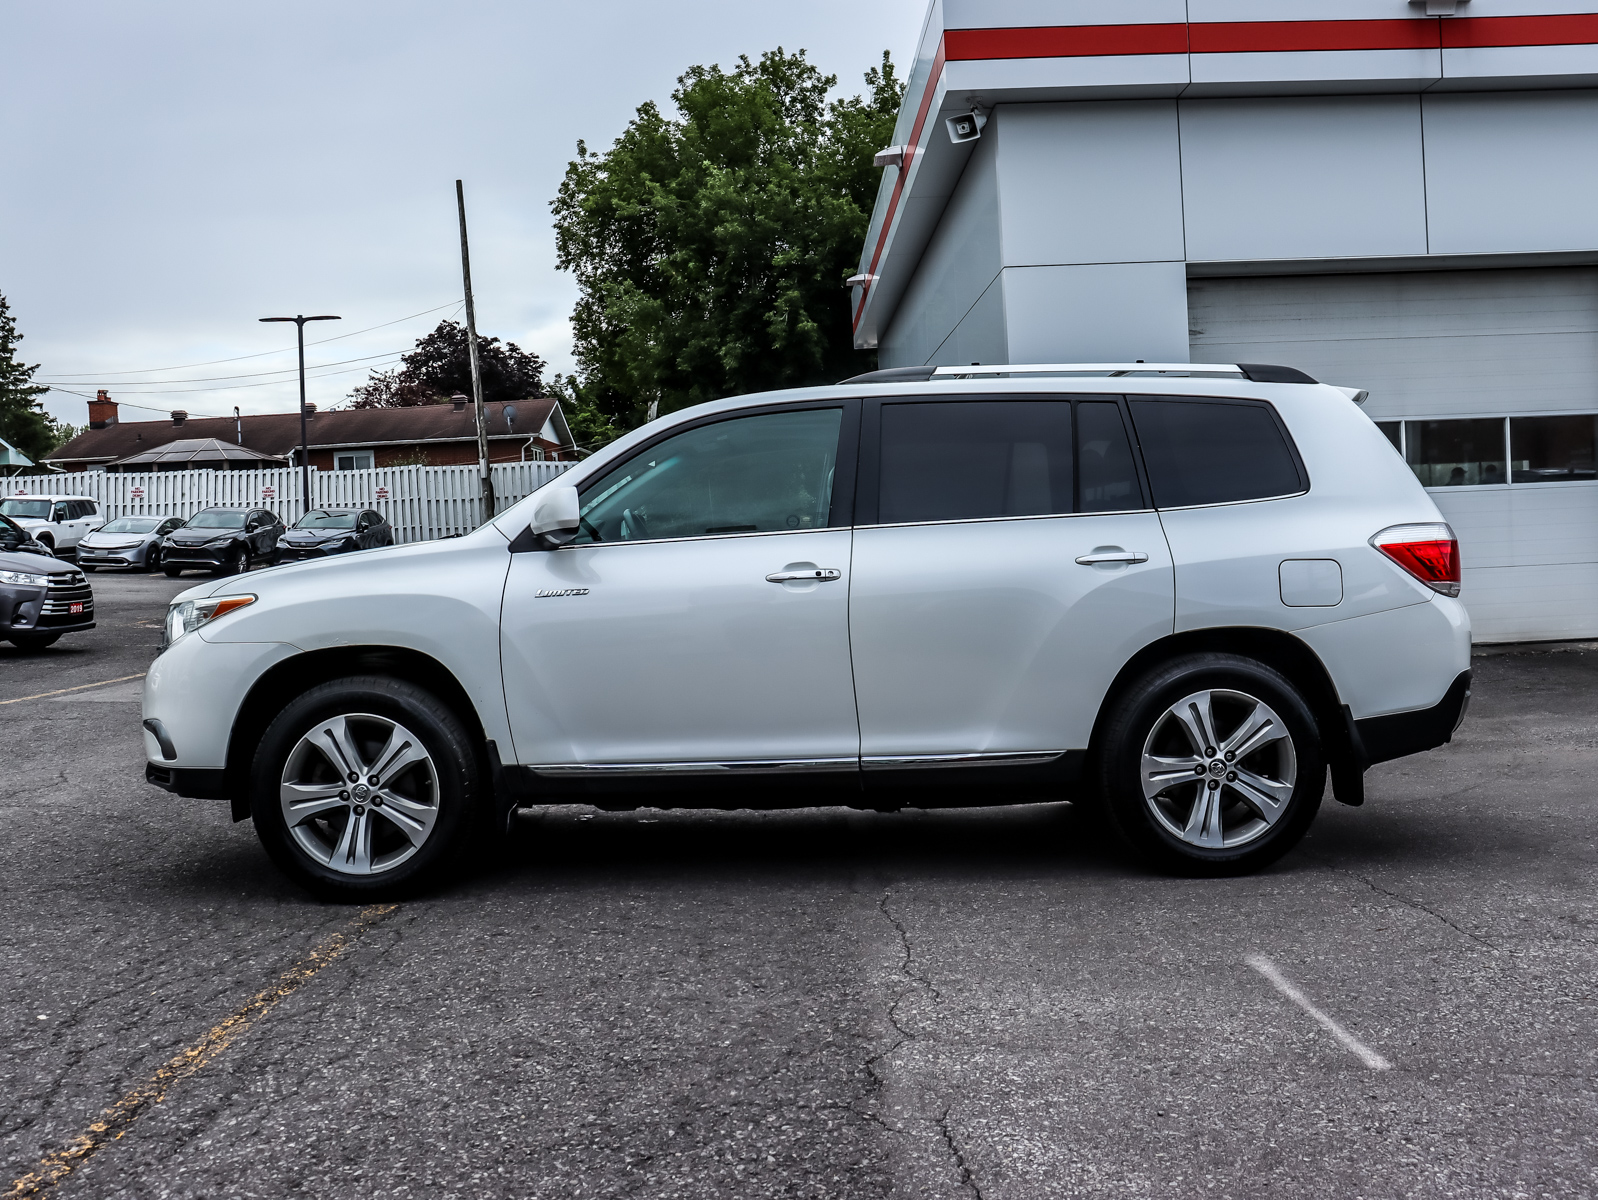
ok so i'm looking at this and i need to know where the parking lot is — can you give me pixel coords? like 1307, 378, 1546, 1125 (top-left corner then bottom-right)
4, 570, 1597, 1198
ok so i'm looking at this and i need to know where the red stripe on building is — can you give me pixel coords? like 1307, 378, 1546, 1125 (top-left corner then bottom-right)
945, 23, 1188, 61
1190, 18, 1439, 53
854, 38, 947, 331
1443, 13, 1598, 48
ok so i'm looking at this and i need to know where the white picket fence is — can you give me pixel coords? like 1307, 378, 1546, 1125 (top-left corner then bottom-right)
5, 461, 575, 545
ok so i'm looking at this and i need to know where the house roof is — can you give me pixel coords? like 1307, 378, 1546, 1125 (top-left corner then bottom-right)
48, 397, 564, 465
111, 437, 288, 468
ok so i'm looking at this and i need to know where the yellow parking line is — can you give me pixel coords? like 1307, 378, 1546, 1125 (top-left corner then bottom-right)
0, 674, 147, 706
5, 904, 399, 1197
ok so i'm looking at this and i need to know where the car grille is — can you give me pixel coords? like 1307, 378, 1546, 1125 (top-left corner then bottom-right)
41, 571, 94, 619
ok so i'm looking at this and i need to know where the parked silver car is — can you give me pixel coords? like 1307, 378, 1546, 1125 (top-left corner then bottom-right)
77, 514, 187, 572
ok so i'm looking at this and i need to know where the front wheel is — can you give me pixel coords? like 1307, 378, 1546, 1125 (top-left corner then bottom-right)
1094, 653, 1324, 875
217, 545, 247, 576
145, 547, 162, 573
249, 676, 487, 899
164, 566, 183, 578
80, 564, 97, 573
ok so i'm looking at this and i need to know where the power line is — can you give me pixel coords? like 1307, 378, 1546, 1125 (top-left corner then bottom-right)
42, 346, 410, 387
35, 300, 464, 379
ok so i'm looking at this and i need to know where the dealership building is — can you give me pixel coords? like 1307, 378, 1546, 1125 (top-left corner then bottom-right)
852, 1, 1598, 642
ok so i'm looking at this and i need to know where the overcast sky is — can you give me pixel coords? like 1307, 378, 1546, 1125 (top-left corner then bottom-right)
4, 0, 924, 429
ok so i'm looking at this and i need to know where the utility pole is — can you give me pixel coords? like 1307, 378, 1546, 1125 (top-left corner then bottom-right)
259, 313, 341, 517
456, 180, 494, 523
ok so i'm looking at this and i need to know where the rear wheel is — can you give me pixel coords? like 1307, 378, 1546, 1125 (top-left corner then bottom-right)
250, 676, 486, 900
8, 633, 62, 652
1094, 653, 1323, 875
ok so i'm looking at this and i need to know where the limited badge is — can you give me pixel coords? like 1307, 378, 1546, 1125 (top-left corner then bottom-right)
536, 588, 590, 598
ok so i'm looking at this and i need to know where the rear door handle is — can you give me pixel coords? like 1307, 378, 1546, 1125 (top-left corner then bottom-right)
766, 568, 842, 583
1075, 549, 1149, 566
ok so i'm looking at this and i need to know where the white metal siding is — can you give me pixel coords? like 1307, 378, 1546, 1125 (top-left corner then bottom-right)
1189, 268, 1598, 643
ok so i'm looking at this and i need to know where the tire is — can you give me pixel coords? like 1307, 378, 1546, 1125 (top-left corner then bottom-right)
80, 564, 97, 573
8, 632, 62, 652
249, 676, 487, 900
164, 566, 183, 578
145, 548, 162, 573
35, 536, 53, 553
1093, 653, 1324, 876
217, 545, 247, 577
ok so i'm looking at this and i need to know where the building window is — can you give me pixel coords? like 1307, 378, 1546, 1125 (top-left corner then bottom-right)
1404, 418, 1507, 487
335, 452, 374, 471
1375, 422, 1402, 453
1510, 415, 1598, 482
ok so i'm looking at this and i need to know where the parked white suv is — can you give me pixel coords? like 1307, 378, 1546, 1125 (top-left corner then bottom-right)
143, 364, 1470, 897
0, 495, 104, 555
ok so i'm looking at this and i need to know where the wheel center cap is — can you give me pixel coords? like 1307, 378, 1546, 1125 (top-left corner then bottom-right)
352, 783, 370, 801
1208, 760, 1227, 778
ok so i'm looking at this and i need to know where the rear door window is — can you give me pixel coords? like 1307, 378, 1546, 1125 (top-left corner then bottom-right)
1128, 397, 1305, 508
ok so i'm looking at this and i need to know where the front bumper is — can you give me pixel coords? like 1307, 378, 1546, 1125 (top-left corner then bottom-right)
78, 547, 146, 568
161, 545, 229, 568
2, 576, 95, 636
277, 542, 350, 560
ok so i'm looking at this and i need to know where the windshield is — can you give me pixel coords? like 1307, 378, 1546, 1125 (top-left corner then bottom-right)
186, 509, 248, 529
0, 499, 51, 520
295, 510, 357, 530
100, 517, 161, 534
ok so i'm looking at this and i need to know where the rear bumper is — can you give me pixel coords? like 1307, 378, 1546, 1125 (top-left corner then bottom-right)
1353, 670, 1472, 767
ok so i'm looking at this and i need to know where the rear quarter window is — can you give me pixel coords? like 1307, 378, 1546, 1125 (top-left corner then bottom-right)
1129, 397, 1305, 508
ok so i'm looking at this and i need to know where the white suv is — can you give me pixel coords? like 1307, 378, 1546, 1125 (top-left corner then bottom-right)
0, 494, 104, 555
143, 364, 1470, 897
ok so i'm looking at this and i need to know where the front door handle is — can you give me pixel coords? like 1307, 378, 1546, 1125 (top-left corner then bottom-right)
766, 568, 842, 583
1075, 549, 1149, 566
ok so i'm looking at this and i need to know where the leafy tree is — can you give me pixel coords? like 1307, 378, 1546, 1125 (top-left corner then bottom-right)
0, 290, 74, 462
348, 319, 547, 408
552, 48, 903, 433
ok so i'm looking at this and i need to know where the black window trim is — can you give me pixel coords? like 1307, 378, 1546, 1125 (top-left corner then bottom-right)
532, 398, 862, 553
853, 392, 1153, 529
1124, 392, 1310, 512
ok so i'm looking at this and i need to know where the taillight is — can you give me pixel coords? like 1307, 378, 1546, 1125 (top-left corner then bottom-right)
1370, 523, 1461, 597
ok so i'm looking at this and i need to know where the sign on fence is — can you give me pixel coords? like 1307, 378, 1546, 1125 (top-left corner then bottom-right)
5, 461, 575, 546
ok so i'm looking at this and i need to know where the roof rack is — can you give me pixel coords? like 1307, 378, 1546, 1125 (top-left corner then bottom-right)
840, 362, 1318, 385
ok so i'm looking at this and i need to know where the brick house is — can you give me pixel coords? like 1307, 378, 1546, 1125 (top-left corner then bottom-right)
47, 391, 573, 473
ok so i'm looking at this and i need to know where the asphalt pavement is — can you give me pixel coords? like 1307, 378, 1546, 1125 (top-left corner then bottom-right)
5, 570, 1598, 1198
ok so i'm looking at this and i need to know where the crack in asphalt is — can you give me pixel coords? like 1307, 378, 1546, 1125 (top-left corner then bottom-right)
1306, 852, 1498, 950
938, 1108, 985, 1200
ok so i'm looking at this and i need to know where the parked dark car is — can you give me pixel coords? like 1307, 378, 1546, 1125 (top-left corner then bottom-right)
0, 551, 94, 651
77, 514, 186, 572
276, 508, 394, 560
0, 514, 56, 559
161, 507, 284, 577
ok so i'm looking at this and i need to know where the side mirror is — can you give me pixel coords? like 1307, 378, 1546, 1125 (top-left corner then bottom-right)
527, 484, 581, 548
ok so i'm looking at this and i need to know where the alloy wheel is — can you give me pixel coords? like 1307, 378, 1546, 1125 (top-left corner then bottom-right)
279, 713, 440, 875
1140, 688, 1298, 850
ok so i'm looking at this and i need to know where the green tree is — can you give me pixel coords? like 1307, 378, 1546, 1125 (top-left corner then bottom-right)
348, 319, 547, 408
552, 48, 903, 434
0, 290, 73, 462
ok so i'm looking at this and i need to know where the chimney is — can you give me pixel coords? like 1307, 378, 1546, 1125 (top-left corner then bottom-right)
88, 390, 118, 430
171, 410, 188, 426
451, 393, 468, 413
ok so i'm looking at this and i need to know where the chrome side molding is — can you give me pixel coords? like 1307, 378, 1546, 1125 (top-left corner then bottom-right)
861, 751, 1064, 770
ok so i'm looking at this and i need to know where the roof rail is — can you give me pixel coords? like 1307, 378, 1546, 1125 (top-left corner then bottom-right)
841, 362, 1319, 385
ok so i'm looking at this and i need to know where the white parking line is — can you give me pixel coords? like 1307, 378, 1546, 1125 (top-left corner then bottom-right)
0, 673, 146, 706
1246, 954, 1393, 1071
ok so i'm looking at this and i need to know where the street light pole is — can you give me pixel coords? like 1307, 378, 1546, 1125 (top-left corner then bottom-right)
260, 313, 340, 518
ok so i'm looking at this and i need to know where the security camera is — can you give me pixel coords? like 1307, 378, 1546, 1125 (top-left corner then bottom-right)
945, 108, 987, 144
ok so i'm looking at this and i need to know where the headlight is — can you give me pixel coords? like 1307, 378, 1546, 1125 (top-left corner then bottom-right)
0, 570, 49, 586
161, 594, 256, 651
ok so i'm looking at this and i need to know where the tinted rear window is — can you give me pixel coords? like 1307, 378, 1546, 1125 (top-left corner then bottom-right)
1129, 398, 1304, 508
879, 401, 1074, 524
